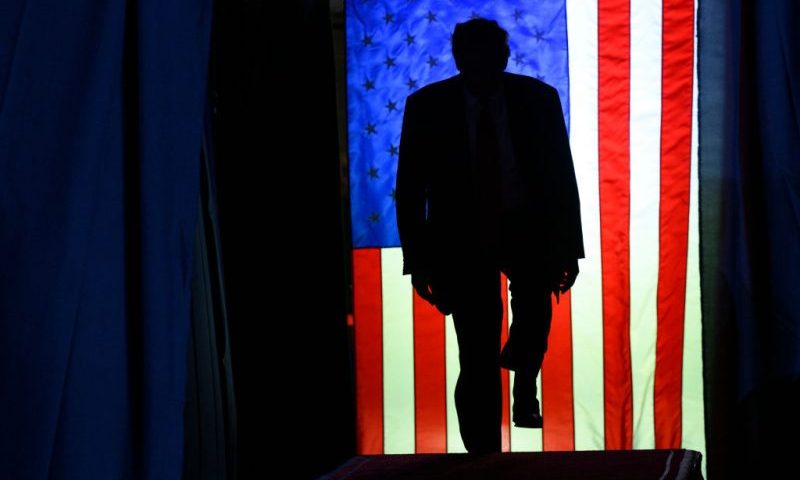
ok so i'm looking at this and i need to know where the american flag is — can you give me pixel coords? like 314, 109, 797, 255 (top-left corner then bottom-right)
347, 0, 704, 458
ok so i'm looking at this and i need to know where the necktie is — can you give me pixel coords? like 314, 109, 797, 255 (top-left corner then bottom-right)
476, 100, 501, 252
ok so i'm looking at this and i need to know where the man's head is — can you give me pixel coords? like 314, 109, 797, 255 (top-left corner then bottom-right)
452, 18, 510, 98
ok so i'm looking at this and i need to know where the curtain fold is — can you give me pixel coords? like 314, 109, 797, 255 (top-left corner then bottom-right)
183, 111, 237, 480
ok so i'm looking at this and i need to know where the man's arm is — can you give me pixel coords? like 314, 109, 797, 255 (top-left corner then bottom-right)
397, 94, 443, 306
543, 86, 584, 293
396, 94, 430, 277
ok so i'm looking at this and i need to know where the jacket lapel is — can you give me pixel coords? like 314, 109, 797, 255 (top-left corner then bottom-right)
503, 74, 526, 162
443, 75, 472, 174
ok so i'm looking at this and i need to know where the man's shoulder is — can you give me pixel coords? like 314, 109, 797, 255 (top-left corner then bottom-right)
407, 76, 461, 104
503, 72, 558, 98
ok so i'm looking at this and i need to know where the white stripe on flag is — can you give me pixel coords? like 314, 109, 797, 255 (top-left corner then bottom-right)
381, 248, 415, 453
566, 0, 605, 451
445, 314, 467, 453
682, 0, 706, 467
628, 0, 662, 449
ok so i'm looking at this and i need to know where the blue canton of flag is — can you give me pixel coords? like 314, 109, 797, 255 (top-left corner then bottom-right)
347, 0, 569, 248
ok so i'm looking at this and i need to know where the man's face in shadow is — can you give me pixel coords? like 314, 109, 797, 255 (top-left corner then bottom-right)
457, 43, 508, 99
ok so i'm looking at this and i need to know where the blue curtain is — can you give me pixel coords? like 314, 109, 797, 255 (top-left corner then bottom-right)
699, 0, 800, 477
0, 0, 212, 478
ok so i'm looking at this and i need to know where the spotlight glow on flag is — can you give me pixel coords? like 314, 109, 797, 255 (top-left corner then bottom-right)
346, 0, 705, 459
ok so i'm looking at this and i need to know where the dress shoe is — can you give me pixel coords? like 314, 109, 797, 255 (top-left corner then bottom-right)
513, 411, 543, 429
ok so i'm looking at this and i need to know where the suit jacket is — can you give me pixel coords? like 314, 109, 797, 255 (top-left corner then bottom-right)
396, 72, 584, 276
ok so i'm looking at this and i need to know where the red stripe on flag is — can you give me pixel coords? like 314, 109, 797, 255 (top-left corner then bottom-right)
413, 292, 447, 453
353, 249, 383, 454
542, 291, 575, 451
655, 0, 694, 449
598, 0, 633, 450
500, 273, 511, 452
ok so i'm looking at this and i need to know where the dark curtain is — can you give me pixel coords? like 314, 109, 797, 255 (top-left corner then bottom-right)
699, 0, 800, 478
213, 1, 353, 478
0, 0, 212, 478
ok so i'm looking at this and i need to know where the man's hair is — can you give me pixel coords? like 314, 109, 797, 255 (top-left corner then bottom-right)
451, 18, 511, 70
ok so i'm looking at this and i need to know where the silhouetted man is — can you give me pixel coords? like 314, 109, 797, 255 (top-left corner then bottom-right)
396, 18, 584, 453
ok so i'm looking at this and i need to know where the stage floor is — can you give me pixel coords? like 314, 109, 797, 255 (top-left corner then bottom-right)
321, 449, 703, 480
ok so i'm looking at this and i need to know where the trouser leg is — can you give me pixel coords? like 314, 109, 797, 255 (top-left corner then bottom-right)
502, 269, 552, 415
449, 267, 503, 453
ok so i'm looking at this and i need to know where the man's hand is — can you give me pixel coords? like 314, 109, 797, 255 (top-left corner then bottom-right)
557, 258, 579, 293
412, 273, 436, 304
550, 259, 579, 302
412, 272, 452, 315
